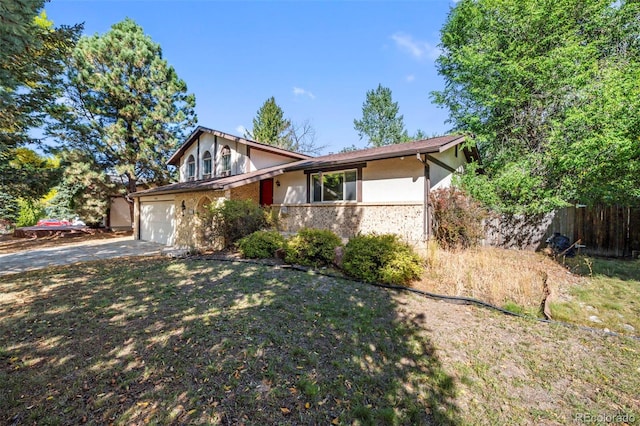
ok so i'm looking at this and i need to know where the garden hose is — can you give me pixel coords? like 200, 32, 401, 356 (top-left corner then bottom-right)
192, 254, 640, 342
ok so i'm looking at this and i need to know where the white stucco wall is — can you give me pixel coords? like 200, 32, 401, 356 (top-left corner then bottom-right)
361, 157, 425, 203
250, 149, 294, 172
273, 170, 306, 204
429, 148, 467, 190
177, 134, 246, 181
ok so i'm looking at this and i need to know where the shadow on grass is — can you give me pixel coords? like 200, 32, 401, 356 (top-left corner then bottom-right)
0, 256, 459, 425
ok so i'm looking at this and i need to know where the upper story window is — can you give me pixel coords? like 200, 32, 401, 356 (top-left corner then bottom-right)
221, 145, 231, 176
203, 151, 212, 178
187, 155, 196, 180
311, 170, 357, 202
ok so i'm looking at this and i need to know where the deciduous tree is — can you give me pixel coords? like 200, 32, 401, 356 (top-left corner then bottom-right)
0, 1, 80, 195
433, 0, 640, 212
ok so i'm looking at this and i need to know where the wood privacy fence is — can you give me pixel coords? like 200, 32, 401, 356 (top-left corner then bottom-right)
483, 205, 640, 258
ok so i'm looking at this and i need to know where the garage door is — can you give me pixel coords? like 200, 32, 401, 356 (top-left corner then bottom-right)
140, 199, 176, 245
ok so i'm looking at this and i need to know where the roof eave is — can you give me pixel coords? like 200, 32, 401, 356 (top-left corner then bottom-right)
285, 145, 452, 172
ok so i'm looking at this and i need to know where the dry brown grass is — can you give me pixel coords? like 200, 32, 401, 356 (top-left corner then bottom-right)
414, 243, 585, 313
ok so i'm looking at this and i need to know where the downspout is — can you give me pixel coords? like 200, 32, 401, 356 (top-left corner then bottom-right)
416, 153, 431, 241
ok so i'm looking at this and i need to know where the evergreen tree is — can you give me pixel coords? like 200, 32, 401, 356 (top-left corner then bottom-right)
48, 18, 196, 220
0, 192, 19, 226
245, 98, 323, 154
245, 97, 292, 147
353, 84, 407, 147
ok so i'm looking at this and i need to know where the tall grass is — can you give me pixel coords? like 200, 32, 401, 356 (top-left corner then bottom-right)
417, 244, 578, 314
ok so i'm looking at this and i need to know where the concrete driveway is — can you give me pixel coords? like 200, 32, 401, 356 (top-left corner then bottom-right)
0, 237, 166, 276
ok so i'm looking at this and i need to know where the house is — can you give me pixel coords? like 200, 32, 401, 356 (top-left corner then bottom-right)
129, 126, 478, 249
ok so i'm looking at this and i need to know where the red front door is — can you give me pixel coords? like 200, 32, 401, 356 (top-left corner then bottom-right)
260, 179, 274, 206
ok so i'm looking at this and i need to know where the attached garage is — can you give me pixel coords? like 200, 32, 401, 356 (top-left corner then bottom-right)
139, 197, 176, 245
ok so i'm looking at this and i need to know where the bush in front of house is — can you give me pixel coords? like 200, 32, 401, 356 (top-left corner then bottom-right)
237, 230, 286, 259
342, 233, 423, 286
206, 199, 267, 248
284, 228, 342, 267
430, 186, 486, 250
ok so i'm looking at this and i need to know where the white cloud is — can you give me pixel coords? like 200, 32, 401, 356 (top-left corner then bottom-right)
406, 74, 415, 82
293, 86, 315, 100
391, 32, 441, 60
235, 125, 247, 136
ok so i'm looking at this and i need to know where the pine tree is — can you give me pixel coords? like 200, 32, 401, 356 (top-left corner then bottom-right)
246, 97, 292, 147
48, 18, 196, 220
353, 84, 407, 147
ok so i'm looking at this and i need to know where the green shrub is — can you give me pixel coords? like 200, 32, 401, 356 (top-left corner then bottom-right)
237, 230, 285, 259
204, 199, 267, 248
16, 199, 45, 227
285, 228, 342, 267
342, 233, 423, 286
430, 186, 487, 250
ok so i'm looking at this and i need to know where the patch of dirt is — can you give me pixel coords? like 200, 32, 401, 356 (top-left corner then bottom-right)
392, 291, 640, 424
0, 230, 133, 254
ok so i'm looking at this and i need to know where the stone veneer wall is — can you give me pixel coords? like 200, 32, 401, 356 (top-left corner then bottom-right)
173, 182, 260, 249
275, 203, 425, 246
229, 181, 260, 202
174, 190, 225, 248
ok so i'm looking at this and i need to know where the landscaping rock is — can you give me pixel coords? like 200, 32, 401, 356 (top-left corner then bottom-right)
588, 315, 602, 323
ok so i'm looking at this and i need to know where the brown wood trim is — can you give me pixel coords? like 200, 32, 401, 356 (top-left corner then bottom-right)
357, 167, 363, 203
306, 173, 311, 203
303, 162, 367, 175
425, 162, 431, 240
425, 154, 456, 173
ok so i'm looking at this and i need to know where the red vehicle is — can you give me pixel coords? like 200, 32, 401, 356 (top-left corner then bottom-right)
36, 219, 72, 227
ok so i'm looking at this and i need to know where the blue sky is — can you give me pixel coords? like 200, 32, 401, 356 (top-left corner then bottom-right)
45, 0, 459, 154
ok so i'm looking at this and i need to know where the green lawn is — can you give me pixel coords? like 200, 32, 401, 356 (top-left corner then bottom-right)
1, 256, 638, 425
551, 257, 640, 334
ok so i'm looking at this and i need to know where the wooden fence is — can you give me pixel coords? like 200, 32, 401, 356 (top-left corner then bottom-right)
484, 205, 640, 258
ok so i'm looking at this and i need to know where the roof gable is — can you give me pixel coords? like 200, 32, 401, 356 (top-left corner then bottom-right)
167, 126, 312, 166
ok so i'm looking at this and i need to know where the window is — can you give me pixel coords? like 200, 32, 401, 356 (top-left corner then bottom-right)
203, 151, 212, 178
221, 145, 231, 176
186, 155, 195, 180
311, 170, 357, 202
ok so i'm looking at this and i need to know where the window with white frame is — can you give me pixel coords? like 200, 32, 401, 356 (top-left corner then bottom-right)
311, 170, 357, 202
187, 155, 196, 180
203, 151, 212, 178
221, 145, 231, 175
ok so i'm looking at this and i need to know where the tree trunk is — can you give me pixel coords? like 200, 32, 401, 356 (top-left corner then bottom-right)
126, 176, 137, 225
